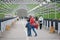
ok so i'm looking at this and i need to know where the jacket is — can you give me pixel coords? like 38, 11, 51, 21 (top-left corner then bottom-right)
26, 22, 31, 29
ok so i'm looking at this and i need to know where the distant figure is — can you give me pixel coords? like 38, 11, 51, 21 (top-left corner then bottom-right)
38, 16, 43, 29
21, 17, 23, 19
35, 17, 38, 21
17, 18, 19, 21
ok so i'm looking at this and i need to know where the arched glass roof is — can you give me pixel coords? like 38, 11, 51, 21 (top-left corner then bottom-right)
0, 0, 60, 19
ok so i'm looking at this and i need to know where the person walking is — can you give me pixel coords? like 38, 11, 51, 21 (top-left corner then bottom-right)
38, 16, 43, 29
25, 20, 31, 36
29, 15, 37, 36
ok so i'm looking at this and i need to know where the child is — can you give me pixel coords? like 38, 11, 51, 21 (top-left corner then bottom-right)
25, 20, 31, 36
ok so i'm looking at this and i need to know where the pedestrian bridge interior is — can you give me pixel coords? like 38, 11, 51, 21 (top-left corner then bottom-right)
0, 0, 60, 40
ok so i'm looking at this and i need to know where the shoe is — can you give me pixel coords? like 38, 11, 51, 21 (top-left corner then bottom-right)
28, 35, 32, 37
35, 34, 37, 37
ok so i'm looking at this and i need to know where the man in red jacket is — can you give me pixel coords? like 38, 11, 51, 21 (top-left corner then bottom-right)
30, 16, 35, 25
29, 15, 37, 36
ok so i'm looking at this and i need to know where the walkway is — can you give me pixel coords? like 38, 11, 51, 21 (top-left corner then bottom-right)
0, 19, 60, 40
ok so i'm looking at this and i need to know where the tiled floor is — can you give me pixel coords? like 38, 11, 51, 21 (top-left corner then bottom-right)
0, 19, 60, 40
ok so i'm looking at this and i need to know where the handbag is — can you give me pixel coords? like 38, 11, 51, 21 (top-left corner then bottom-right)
32, 22, 38, 29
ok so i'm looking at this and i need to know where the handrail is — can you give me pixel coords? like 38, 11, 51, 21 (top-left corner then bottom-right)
0, 17, 16, 22
44, 19, 60, 22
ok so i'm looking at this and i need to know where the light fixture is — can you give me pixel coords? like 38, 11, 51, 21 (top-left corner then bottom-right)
39, 4, 42, 6
42, 1, 47, 4
46, 0, 50, 2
